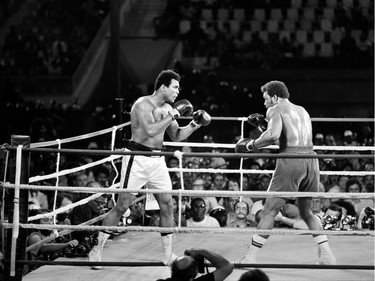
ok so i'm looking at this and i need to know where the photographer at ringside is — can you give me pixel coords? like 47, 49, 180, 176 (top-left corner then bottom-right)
157, 248, 233, 281
25, 209, 79, 274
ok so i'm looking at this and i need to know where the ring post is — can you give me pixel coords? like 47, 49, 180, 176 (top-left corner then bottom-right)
4, 135, 30, 281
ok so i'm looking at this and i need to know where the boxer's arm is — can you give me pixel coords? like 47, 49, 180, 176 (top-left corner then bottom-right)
251, 108, 282, 149
166, 118, 198, 142
166, 109, 210, 142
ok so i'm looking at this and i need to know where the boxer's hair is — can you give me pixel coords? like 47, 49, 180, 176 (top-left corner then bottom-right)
154, 70, 180, 91
261, 80, 290, 99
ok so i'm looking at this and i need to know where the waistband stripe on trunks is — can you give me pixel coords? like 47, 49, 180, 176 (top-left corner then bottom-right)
280, 146, 314, 153
125, 140, 163, 157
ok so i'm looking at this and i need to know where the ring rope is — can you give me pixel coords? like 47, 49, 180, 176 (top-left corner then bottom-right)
27, 117, 374, 149
2, 223, 373, 236
26, 213, 107, 253
29, 122, 130, 148
178, 116, 375, 122
20, 147, 373, 192
167, 167, 374, 177
27, 182, 120, 222
164, 142, 375, 151
5, 260, 373, 270
28, 166, 374, 185
309, 117, 374, 122
4, 147, 375, 160
3, 183, 374, 200
26, 195, 146, 253
29, 154, 121, 183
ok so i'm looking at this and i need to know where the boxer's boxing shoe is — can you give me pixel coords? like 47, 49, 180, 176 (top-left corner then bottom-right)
89, 232, 110, 270
318, 247, 337, 265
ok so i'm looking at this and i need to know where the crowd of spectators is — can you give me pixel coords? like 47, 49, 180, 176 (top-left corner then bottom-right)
1, 0, 109, 76
157, 0, 373, 69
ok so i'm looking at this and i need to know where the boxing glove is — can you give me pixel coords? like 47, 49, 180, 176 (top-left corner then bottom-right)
247, 113, 268, 132
192, 110, 211, 126
169, 99, 193, 120
235, 138, 257, 153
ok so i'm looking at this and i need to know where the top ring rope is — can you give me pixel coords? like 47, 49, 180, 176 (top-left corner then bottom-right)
27, 116, 374, 149
178, 116, 375, 122
164, 142, 375, 152
167, 167, 375, 177
30, 122, 130, 148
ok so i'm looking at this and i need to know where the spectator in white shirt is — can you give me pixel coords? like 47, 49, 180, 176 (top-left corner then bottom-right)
187, 198, 220, 228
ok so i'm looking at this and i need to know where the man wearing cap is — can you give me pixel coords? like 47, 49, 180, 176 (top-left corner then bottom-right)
209, 206, 228, 227
314, 133, 324, 146
343, 130, 358, 146
210, 157, 228, 169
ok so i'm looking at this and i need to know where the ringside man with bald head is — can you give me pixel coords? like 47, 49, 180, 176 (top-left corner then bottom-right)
157, 248, 233, 281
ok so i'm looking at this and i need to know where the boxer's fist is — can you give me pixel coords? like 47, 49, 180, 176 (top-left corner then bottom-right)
169, 99, 193, 120
235, 138, 257, 153
175, 99, 194, 116
247, 113, 267, 132
192, 110, 211, 126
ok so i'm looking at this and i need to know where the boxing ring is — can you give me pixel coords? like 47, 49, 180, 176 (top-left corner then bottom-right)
1, 116, 374, 281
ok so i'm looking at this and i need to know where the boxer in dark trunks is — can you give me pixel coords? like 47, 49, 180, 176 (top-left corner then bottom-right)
236, 80, 336, 265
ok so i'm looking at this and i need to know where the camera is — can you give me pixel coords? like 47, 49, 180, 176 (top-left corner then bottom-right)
321, 215, 340, 230
362, 207, 374, 230
195, 256, 205, 273
364, 206, 374, 217
56, 212, 69, 223
341, 215, 356, 230
64, 234, 98, 257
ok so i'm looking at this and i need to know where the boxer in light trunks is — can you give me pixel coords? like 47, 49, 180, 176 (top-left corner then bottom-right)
88, 70, 211, 269
235, 80, 336, 265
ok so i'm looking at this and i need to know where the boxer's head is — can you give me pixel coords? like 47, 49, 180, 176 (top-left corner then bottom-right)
154, 70, 180, 91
